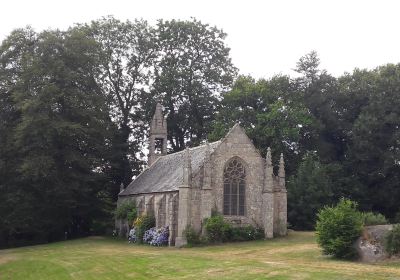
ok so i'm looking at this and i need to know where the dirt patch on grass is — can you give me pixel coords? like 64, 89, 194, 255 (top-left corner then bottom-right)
299, 260, 400, 275
265, 244, 318, 254
262, 261, 285, 265
0, 255, 17, 265
88, 236, 107, 240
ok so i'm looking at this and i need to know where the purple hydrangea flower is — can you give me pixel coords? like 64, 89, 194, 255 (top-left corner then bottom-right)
143, 227, 156, 243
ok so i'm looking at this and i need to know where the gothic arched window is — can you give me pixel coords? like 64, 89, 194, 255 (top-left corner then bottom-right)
223, 158, 246, 216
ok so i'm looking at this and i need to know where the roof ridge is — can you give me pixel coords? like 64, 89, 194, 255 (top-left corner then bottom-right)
157, 140, 221, 159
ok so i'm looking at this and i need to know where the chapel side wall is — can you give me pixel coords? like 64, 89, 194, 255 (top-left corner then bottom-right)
200, 163, 213, 229
190, 170, 203, 232
117, 192, 179, 241
211, 128, 264, 226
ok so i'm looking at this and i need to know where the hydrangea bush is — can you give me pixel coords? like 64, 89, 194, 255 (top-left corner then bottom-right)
134, 215, 155, 244
142, 226, 169, 246
143, 227, 156, 243
150, 227, 169, 246
128, 227, 136, 243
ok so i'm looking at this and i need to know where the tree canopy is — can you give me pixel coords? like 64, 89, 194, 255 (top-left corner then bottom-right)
211, 52, 400, 229
0, 17, 237, 247
153, 18, 237, 150
1, 18, 400, 247
0, 27, 115, 246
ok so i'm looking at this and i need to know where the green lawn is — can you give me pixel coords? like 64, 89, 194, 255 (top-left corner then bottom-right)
1, 231, 400, 279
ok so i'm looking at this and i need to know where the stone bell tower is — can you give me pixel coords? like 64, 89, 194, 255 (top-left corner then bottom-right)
148, 103, 168, 166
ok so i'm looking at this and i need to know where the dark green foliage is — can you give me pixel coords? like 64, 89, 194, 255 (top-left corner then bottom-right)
90, 219, 114, 235
394, 212, 400, 224
153, 18, 237, 151
2, 19, 400, 250
204, 213, 264, 243
0, 17, 237, 248
204, 214, 232, 243
141, 215, 156, 231
348, 65, 400, 216
316, 199, 363, 259
288, 152, 334, 230
183, 225, 202, 246
0, 27, 116, 247
81, 17, 159, 191
384, 224, 400, 256
115, 201, 137, 224
213, 53, 400, 226
209, 75, 318, 176
126, 210, 138, 225
361, 212, 388, 226
135, 215, 155, 244
231, 225, 264, 241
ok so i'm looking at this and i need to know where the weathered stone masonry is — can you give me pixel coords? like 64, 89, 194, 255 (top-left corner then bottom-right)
117, 103, 287, 246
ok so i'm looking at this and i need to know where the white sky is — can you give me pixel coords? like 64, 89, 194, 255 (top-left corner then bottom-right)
1, 0, 400, 78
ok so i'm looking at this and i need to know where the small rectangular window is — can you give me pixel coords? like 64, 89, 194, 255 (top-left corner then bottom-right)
155, 138, 164, 154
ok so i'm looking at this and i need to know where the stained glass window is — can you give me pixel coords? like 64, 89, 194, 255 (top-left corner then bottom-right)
223, 158, 246, 216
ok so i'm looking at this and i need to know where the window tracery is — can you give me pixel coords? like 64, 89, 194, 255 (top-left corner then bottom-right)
223, 158, 245, 216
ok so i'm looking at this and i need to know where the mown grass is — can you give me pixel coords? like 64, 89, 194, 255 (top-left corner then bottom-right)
0, 231, 399, 279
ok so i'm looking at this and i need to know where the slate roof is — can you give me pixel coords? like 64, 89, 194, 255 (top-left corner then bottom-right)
119, 141, 221, 196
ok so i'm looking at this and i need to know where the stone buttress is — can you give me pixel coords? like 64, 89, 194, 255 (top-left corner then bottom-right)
175, 148, 192, 247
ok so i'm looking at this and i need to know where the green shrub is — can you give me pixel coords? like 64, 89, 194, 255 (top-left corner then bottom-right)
184, 225, 202, 246
385, 224, 400, 256
134, 214, 155, 244
204, 214, 232, 243
231, 225, 264, 241
204, 213, 265, 243
287, 152, 335, 230
90, 219, 114, 235
126, 209, 138, 225
393, 212, 400, 224
115, 201, 137, 222
361, 212, 388, 226
316, 198, 363, 259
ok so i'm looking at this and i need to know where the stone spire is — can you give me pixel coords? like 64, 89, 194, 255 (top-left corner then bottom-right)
119, 183, 125, 193
278, 153, 286, 189
150, 103, 166, 131
264, 147, 273, 192
266, 147, 272, 165
148, 103, 168, 166
183, 148, 192, 186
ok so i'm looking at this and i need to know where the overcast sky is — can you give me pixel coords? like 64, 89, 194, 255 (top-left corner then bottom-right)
1, 0, 399, 78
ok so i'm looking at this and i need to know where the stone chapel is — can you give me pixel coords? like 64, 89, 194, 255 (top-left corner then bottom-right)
117, 103, 287, 246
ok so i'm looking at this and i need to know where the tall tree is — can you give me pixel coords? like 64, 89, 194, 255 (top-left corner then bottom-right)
294, 51, 345, 163
210, 75, 318, 175
0, 28, 114, 246
83, 16, 159, 186
287, 152, 335, 230
153, 19, 237, 151
349, 64, 400, 217
0, 28, 38, 246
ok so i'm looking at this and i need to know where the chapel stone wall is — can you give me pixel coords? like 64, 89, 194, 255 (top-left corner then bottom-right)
211, 125, 265, 226
116, 192, 179, 244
